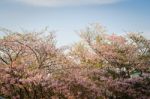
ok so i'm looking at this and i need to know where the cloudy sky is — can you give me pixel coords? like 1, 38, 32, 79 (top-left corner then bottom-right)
0, 0, 150, 46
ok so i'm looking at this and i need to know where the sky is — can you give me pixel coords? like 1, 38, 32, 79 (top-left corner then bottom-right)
0, 0, 150, 46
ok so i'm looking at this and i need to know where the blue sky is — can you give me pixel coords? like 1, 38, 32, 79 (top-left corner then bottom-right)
0, 0, 150, 46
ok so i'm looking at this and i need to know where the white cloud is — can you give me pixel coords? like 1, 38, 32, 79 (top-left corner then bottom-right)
14, 0, 123, 7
